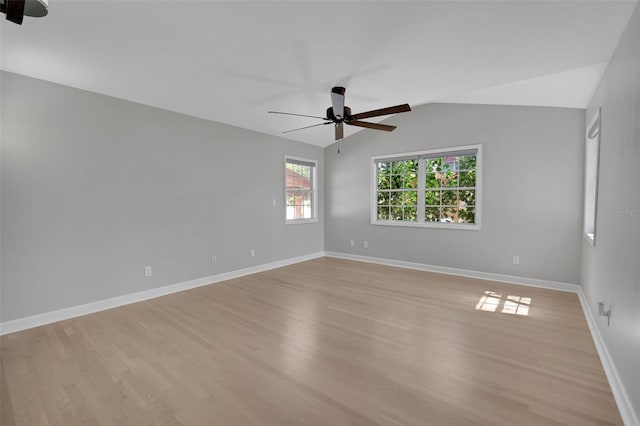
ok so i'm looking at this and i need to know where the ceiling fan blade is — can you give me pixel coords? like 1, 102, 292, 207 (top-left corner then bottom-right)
268, 111, 330, 121
347, 120, 397, 132
282, 122, 332, 134
335, 123, 344, 140
331, 86, 346, 120
350, 104, 411, 120
5, 0, 25, 24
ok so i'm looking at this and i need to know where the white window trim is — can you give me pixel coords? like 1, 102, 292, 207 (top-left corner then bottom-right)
370, 144, 482, 230
583, 108, 601, 245
284, 155, 318, 225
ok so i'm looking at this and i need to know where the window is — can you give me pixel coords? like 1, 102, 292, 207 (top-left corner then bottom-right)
372, 145, 481, 229
285, 156, 317, 223
584, 109, 601, 245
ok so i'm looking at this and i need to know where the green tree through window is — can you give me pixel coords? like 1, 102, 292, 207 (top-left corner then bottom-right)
373, 146, 481, 228
377, 159, 418, 221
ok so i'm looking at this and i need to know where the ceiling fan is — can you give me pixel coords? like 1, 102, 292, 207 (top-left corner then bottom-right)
0, 0, 48, 25
269, 86, 411, 141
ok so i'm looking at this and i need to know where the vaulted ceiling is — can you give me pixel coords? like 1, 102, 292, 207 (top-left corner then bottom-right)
1, 1, 636, 146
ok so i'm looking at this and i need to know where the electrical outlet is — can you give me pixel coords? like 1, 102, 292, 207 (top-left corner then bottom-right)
349, 240, 355, 248
144, 266, 152, 277
512, 256, 520, 265
363, 241, 368, 249
250, 248, 255, 257
211, 255, 217, 264
597, 301, 612, 326
272, 199, 277, 207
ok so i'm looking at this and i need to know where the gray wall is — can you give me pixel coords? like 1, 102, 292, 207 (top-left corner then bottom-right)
582, 1, 640, 420
1, 71, 324, 322
325, 103, 585, 284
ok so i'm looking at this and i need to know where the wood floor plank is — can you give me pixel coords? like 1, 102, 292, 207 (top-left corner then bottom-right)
1, 257, 622, 425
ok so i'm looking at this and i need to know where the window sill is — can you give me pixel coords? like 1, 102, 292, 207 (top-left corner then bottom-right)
372, 220, 480, 231
286, 218, 318, 225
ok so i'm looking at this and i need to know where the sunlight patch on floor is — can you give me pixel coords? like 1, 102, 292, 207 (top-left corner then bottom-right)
476, 291, 531, 316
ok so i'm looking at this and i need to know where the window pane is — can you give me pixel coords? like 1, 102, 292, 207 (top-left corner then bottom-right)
426, 172, 439, 188
301, 169, 311, 190
377, 205, 390, 220
390, 175, 404, 189
426, 158, 442, 173
405, 171, 418, 189
286, 164, 311, 190
441, 207, 457, 222
378, 162, 391, 176
458, 155, 476, 171
390, 191, 403, 206
378, 174, 390, 190
425, 190, 439, 206
391, 206, 403, 220
377, 191, 390, 205
441, 171, 458, 188
403, 191, 417, 206
425, 206, 440, 222
391, 161, 405, 174
459, 170, 476, 187
458, 208, 475, 223
286, 190, 296, 206
404, 160, 418, 188
404, 206, 417, 221
442, 159, 456, 172
459, 190, 475, 207
442, 190, 458, 206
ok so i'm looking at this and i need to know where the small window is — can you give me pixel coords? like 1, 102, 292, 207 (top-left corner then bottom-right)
372, 145, 481, 229
584, 109, 601, 245
285, 156, 317, 223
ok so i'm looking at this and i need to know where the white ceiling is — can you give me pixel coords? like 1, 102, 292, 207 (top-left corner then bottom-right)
1, 1, 637, 147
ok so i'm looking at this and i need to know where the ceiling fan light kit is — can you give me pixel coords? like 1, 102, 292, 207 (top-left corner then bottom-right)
1, 0, 48, 25
269, 86, 411, 142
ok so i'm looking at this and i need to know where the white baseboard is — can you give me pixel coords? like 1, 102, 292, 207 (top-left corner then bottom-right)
0, 252, 324, 336
325, 251, 637, 425
325, 251, 580, 293
577, 288, 639, 426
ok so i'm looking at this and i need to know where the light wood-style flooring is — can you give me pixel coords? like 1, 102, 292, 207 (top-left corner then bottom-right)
1, 257, 622, 425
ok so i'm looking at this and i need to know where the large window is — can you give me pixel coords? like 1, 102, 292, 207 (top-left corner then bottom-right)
583, 109, 601, 245
372, 145, 481, 229
285, 156, 317, 223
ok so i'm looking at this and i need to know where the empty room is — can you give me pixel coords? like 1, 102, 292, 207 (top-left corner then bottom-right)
1, 1, 639, 425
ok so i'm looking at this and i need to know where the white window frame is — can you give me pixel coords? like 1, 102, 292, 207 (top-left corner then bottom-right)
371, 144, 482, 230
583, 108, 601, 245
285, 155, 318, 224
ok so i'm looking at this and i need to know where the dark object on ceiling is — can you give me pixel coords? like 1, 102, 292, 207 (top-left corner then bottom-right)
1, 0, 48, 25
269, 86, 411, 141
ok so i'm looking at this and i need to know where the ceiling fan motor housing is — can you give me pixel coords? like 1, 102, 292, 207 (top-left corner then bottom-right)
326, 106, 351, 123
